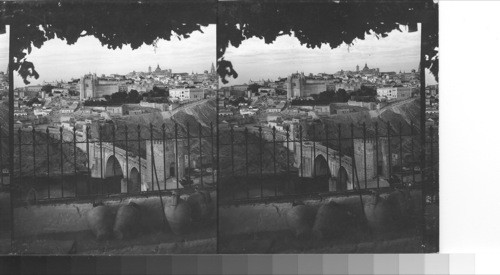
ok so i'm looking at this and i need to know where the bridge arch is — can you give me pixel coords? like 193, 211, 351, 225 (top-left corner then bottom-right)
129, 167, 141, 193
314, 154, 330, 177
313, 154, 331, 192
105, 155, 123, 178
337, 166, 349, 191
169, 162, 176, 177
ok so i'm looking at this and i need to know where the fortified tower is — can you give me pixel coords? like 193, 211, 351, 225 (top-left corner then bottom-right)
353, 138, 378, 182
285, 73, 305, 99
79, 74, 97, 100
145, 139, 186, 190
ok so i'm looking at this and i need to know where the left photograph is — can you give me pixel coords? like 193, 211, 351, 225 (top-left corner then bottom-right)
8, 1, 217, 254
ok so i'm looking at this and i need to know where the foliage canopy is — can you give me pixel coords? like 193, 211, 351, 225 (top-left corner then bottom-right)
217, 1, 438, 83
1, 1, 438, 85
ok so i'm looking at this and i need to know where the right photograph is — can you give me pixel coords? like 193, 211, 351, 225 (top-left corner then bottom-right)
217, 1, 438, 253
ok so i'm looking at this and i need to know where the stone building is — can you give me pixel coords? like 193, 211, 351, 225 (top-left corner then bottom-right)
145, 139, 186, 188
79, 73, 120, 100
358, 63, 380, 75
169, 88, 204, 102
377, 86, 413, 100
285, 73, 336, 99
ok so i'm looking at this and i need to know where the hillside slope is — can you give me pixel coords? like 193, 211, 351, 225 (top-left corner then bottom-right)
111, 99, 217, 158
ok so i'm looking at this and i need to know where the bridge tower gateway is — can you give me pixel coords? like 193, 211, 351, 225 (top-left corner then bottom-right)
377, 136, 391, 178
145, 139, 186, 190
353, 137, 377, 182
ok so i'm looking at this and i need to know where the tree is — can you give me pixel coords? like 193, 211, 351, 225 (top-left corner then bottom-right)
247, 83, 261, 94
216, 1, 438, 83
4, 2, 216, 85
128, 89, 140, 103
230, 96, 248, 107
318, 90, 336, 102
275, 89, 287, 96
41, 84, 53, 96
336, 89, 348, 101
4, 1, 438, 86
151, 86, 168, 97
357, 85, 377, 97
110, 91, 128, 103
26, 97, 41, 107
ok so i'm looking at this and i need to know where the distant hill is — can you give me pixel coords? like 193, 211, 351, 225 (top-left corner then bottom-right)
312, 98, 421, 141
110, 99, 217, 159
217, 98, 423, 183
310, 98, 422, 162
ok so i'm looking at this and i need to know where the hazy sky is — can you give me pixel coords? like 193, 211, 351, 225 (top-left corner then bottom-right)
0, 26, 9, 74
14, 24, 216, 87
222, 24, 437, 86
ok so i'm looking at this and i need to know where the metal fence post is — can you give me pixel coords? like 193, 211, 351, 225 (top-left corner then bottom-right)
60, 127, 65, 197
244, 127, 249, 199
137, 124, 142, 190
150, 123, 155, 191
387, 121, 392, 185
162, 123, 167, 190
363, 122, 367, 189
187, 123, 191, 180
125, 125, 129, 194
73, 126, 77, 197
99, 124, 104, 195
174, 123, 179, 189
259, 126, 263, 198
199, 123, 203, 188
375, 122, 379, 190
272, 126, 277, 196
86, 126, 90, 196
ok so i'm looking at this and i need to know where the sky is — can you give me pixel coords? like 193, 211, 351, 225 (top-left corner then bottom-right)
14, 24, 216, 87
222, 24, 437, 86
0, 26, 9, 74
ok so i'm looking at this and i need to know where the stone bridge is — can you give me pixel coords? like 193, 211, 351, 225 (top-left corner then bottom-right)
293, 138, 385, 192
256, 126, 392, 192
87, 140, 187, 192
88, 142, 147, 192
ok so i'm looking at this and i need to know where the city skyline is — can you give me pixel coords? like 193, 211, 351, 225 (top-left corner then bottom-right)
14, 24, 215, 87
221, 24, 438, 86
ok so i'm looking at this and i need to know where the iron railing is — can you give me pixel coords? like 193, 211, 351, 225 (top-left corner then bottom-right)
218, 120, 438, 204
10, 118, 439, 206
12, 122, 217, 205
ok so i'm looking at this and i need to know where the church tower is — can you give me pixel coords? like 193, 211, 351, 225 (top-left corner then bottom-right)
210, 62, 215, 74
148, 66, 151, 73
356, 65, 359, 72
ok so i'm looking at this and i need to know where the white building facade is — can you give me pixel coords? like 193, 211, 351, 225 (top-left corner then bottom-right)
169, 88, 204, 102
376, 87, 412, 100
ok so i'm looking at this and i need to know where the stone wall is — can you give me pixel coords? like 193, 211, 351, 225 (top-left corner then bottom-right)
219, 190, 422, 236
13, 191, 216, 238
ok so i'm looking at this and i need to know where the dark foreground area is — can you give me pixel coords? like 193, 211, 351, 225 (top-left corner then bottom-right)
12, 222, 216, 255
